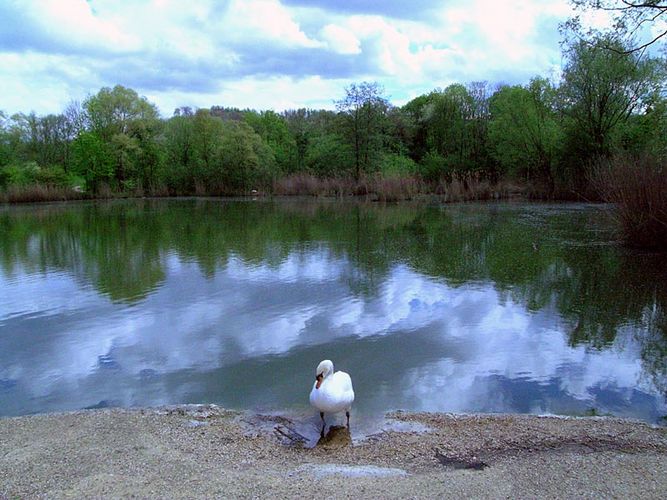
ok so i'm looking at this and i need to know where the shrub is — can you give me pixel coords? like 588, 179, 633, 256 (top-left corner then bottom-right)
419, 151, 447, 183
4, 161, 40, 185
380, 153, 417, 178
590, 154, 667, 249
33, 165, 70, 187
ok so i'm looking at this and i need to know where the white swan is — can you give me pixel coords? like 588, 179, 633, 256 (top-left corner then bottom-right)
309, 359, 355, 429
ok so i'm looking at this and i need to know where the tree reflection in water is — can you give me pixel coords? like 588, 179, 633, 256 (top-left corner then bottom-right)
0, 200, 665, 421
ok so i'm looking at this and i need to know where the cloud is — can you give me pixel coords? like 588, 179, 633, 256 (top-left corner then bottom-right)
0, 0, 139, 55
282, 0, 443, 20
0, 0, 575, 115
228, 0, 322, 48
320, 24, 362, 55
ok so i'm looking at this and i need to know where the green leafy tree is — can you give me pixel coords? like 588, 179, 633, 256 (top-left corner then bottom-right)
558, 37, 664, 166
182, 110, 277, 194
243, 110, 296, 174
192, 109, 225, 186
489, 78, 562, 185
84, 85, 159, 141
412, 83, 493, 179
423, 85, 471, 162
305, 133, 354, 178
385, 106, 415, 158
284, 109, 341, 175
70, 132, 114, 192
117, 116, 165, 193
402, 93, 432, 163
336, 82, 389, 180
283, 108, 310, 172
379, 153, 417, 178
84, 85, 161, 188
2, 113, 33, 164
110, 132, 139, 187
467, 82, 494, 173
403, 82, 495, 181
614, 93, 667, 158
163, 114, 196, 193
217, 121, 276, 192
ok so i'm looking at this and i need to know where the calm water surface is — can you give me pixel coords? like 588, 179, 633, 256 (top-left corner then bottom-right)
1, 199, 665, 424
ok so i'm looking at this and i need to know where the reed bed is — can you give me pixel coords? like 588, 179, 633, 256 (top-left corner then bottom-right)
273, 172, 520, 202
3, 173, 524, 205
0, 184, 88, 204
590, 155, 667, 249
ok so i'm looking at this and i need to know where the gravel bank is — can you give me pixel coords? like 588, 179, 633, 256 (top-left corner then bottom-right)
1, 405, 666, 498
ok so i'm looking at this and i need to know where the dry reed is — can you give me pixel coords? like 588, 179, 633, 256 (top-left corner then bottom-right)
1, 184, 88, 204
590, 155, 667, 249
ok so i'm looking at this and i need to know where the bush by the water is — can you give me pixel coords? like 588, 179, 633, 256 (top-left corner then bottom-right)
591, 155, 667, 249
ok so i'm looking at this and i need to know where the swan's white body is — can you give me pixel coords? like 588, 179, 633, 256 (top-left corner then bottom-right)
309, 360, 354, 417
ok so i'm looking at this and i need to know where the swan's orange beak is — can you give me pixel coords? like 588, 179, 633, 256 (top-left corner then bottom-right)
315, 374, 323, 389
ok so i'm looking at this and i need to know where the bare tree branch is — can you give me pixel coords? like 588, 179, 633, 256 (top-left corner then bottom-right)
567, 1, 667, 53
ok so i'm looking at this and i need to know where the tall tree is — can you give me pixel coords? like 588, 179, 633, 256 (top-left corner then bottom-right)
83, 85, 161, 187
163, 114, 196, 192
70, 132, 113, 192
401, 94, 432, 162
0, 111, 12, 187
418, 83, 494, 176
192, 109, 225, 184
467, 81, 494, 171
423, 85, 470, 162
559, 36, 664, 159
84, 85, 159, 141
489, 78, 562, 185
243, 110, 296, 174
283, 108, 310, 172
217, 121, 276, 192
336, 82, 389, 180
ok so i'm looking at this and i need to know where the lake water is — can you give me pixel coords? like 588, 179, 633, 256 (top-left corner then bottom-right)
1, 199, 665, 425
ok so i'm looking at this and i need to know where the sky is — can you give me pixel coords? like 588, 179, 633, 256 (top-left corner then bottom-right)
0, 0, 594, 117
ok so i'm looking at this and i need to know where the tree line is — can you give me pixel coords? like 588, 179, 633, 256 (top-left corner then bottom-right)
1, 35, 665, 200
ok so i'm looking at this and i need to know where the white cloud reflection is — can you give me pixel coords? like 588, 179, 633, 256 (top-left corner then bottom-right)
0, 250, 664, 420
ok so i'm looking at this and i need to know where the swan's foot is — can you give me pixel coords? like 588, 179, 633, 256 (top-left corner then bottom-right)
346, 410, 350, 428
320, 412, 326, 437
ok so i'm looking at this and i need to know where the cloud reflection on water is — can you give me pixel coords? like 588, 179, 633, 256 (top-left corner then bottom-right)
1, 246, 664, 421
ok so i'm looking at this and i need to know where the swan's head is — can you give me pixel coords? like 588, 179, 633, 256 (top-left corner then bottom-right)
314, 359, 334, 389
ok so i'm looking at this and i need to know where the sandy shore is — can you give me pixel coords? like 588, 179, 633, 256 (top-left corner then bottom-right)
1, 405, 666, 499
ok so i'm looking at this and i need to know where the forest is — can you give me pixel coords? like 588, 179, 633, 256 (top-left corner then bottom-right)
1, 34, 666, 247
